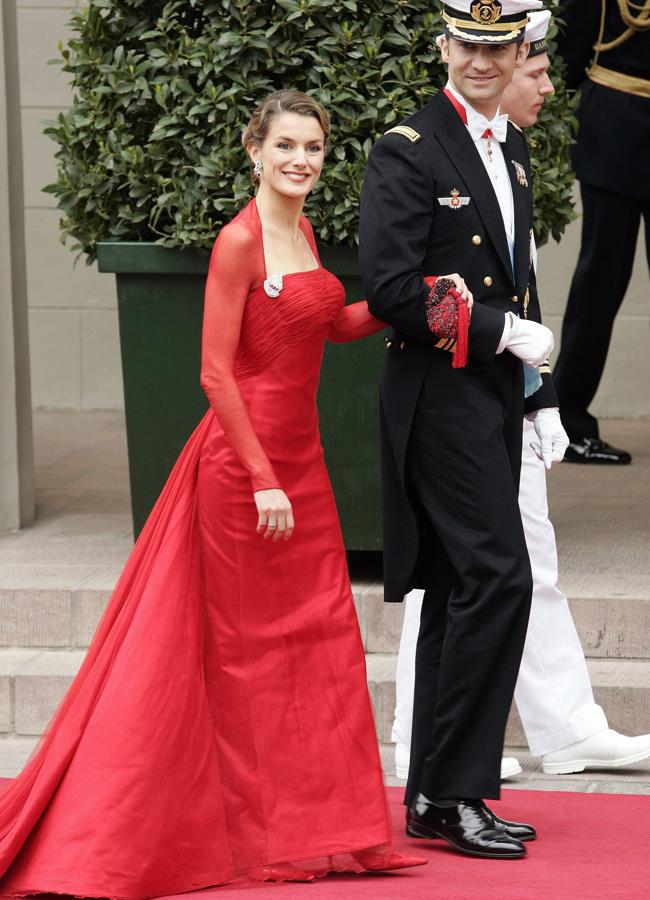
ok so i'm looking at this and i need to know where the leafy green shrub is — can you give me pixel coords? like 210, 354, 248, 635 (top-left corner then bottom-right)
45, 0, 577, 260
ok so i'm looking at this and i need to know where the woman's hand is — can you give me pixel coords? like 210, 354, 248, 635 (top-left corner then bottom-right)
440, 273, 474, 316
254, 489, 295, 541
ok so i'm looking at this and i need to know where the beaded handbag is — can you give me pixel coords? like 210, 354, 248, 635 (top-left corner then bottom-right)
424, 276, 469, 369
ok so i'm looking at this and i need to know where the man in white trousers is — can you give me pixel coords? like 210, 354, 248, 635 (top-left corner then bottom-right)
393, 9, 650, 781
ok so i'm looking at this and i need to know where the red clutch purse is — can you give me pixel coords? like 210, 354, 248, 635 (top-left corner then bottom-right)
424, 276, 469, 369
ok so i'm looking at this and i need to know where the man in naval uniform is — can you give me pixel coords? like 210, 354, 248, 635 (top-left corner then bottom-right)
553, 0, 650, 464
391, 8, 650, 791
360, 0, 554, 860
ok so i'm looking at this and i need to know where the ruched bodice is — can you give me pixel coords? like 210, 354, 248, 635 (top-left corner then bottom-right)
235, 268, 345, 380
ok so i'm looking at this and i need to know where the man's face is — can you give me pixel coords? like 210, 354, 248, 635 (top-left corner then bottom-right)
441, 36, 529, 112
501, 52, 555, 127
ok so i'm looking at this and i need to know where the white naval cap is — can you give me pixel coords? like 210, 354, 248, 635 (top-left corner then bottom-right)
442, 1, 544, 44
435, 8, 551, 52
525, 9, 552, 56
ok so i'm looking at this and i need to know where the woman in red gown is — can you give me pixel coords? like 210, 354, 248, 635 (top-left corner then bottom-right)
0, 91, 425, 899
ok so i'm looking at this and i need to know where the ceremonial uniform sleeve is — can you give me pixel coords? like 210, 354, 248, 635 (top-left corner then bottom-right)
200, 223, 281, 493
359, 134, 505, 364
556, 0, 600, 90
523, 241, 559, 412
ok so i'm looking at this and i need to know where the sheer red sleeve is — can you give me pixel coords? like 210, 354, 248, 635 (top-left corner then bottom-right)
327, 301, 386, 343
200, 221, 280, 493
299, 217, 386, 343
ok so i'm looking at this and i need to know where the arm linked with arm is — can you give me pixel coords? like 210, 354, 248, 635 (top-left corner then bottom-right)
359, 135, 505, 364
327, 300, 385, 343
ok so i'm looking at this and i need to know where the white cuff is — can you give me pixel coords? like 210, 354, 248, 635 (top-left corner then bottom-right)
496, 312, 514, 355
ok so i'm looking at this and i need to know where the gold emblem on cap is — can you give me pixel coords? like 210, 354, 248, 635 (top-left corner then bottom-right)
470, 0, 503, 25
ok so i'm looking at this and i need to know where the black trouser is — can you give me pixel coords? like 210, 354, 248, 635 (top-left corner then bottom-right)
404, 352, 533, 803
554, 182, 650, 441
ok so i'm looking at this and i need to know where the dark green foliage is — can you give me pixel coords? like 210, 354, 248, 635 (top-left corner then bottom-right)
44, 0, 577, 260
528, 13, 578, 245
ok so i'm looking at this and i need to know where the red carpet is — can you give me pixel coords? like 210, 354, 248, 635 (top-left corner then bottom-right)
161, 787, 649, 900
1, 783, 647, 899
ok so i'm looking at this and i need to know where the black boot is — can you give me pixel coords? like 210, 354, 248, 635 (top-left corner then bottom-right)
406, 794, 526, 859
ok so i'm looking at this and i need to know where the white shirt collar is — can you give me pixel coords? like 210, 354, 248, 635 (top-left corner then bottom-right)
445, 80, 508, 142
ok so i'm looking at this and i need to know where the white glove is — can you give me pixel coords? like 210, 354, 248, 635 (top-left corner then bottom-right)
503, 314, 554, 368
526, 407, 570, 469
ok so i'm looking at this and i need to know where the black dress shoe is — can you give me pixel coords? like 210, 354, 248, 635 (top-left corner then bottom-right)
478, 800, 536, 842
564, 437, 632, 465
406, 794, 526, 859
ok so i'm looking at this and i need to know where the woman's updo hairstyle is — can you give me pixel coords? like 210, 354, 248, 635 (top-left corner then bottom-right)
242, 89, 330, 184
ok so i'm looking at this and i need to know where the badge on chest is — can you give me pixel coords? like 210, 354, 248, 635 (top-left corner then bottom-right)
511, 160, 528, 188
438, 188, 470, 210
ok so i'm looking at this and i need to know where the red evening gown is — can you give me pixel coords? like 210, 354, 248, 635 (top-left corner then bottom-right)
0, 199, 420, 899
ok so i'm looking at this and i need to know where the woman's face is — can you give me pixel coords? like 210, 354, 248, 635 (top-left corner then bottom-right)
249, 112, 326, 199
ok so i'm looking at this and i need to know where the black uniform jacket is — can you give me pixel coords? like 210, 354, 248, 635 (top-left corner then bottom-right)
558, 0, 650, 198
359, 90, 556, 601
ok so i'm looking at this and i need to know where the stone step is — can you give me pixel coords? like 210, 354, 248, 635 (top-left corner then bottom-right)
0, 736, 39, 777
2, 579, 648, 661
352, 582, 650, 660
366, 654, 650, 748
1, 649, 648, 776
0, 588, 111, 649
0, 648, 86, 736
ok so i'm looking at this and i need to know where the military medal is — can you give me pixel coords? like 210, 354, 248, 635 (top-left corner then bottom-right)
511, 160, 528, 187
438, 188, 470, 209
483, 129, 494, 163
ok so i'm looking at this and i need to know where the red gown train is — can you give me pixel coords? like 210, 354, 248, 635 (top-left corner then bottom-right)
0, 199, 412, 899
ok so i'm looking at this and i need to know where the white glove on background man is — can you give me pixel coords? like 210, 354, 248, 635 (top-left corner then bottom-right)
498, 312, 554, 368
526, 407, 570, 469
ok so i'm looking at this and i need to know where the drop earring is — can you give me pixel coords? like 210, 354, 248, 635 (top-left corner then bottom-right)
253, 159, 263, 178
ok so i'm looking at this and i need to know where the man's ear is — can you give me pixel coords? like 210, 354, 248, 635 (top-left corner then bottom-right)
515, 40, 530, 67
440, 34, 451, 64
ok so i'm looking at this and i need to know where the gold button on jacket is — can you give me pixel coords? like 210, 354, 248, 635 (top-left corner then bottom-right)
511, 294, 519, 303
483, 276, 493, 287
472, 235, 482, 245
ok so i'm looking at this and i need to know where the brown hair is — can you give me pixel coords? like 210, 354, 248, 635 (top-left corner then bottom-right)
241, 89, 330, 182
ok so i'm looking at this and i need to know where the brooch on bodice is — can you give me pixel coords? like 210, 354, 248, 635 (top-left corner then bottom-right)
264, 274, 283, 298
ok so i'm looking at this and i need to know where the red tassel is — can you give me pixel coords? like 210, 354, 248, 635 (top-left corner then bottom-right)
452, 295, 469, 369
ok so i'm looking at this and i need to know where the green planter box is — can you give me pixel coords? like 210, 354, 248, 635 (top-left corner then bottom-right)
97, 242, 382, 548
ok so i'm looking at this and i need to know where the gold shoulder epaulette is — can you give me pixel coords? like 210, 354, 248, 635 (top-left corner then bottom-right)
509, 121, 523, 133
384, 125, 421, 143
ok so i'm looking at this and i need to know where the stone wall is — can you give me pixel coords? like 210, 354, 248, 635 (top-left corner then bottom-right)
1, 0, 34, 530
15, 2, 650, 416
18, 0, 122, 410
